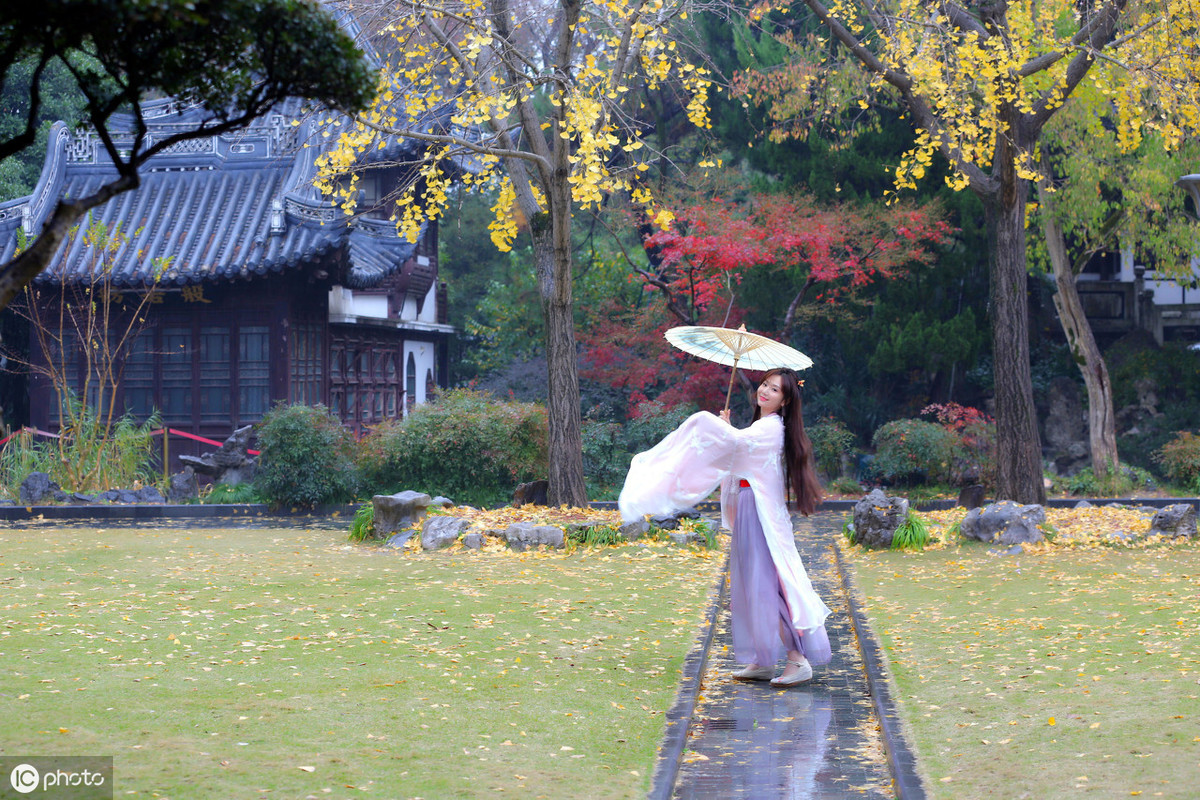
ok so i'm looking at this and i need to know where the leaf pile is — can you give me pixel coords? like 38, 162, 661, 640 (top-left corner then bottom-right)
918, 505, 1176, 551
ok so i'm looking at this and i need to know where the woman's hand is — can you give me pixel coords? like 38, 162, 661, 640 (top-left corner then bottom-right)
719, 409, 731, 424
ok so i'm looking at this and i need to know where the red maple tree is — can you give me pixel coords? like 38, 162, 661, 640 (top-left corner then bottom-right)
581, 191, 953, 413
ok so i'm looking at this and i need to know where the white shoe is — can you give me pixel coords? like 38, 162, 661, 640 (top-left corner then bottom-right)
732, 664, 774, 681
770, 657, 813, 687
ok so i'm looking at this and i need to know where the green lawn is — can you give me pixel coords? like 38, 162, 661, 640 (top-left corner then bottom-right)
849, 538, 1200, 799
0, 522, 722, 799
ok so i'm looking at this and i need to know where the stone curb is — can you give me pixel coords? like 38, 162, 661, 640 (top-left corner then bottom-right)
0, 503, 360, 523
832, 538, 928, 800
646, 547, 730, 800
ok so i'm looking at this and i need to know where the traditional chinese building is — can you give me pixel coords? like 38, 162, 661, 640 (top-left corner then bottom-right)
0, 99, 453, 454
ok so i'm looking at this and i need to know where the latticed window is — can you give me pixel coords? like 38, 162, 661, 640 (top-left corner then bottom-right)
289, 322, 324, 405
161, 327, 192, 420
328, 330, 402, 430
199, 326, 231, 423
123, 332, 156, 418
239, 326, 270, 419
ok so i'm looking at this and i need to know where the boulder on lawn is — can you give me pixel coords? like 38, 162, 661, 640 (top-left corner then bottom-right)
851, 489, 909, 550
960, 501, 1046, 545
373, 491, 432, 536
1148, 504, 1197, 538
504, 522, 565, 552
422, 516, 470, 550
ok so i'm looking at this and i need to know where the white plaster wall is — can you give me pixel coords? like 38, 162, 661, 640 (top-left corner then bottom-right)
400, 296, 418, 320
402, 340, 435, 414
419, 281, 438, 323
352, 294, 389, 319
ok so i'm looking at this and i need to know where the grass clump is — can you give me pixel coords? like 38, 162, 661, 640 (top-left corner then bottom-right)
890, 511, 931, 550
349, 502, 375, 542
201, 482, 264, 504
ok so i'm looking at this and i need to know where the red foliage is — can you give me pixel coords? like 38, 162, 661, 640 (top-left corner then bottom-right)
580, 192, 953, 414
642, 192, 953, 312
921, 402, 992, 431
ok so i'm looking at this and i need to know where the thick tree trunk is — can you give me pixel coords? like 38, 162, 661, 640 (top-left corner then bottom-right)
530, 180, 587, 507
986, 180, 1047, 504
1037, 184, 1120, 476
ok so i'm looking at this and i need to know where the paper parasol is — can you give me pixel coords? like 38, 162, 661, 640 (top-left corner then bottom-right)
664, 325, 813, 411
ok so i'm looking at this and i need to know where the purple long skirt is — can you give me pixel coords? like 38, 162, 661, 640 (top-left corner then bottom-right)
730, 486, 832, 667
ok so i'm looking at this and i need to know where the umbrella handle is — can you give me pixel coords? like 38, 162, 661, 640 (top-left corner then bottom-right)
724, 357, 740, 413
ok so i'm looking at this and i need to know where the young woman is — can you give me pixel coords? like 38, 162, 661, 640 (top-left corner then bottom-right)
619, 368, 831, 686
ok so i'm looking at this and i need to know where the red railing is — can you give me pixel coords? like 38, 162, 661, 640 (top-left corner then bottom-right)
0, 426, 259, 456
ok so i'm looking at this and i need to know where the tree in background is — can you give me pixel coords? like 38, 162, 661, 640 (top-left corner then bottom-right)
318, 0, 715, 505
753, 0, 1200, 503
0, 0, 375, 311
0, 57, 86, 200
1032, 96, 1200, 482
581, 190, 951, 413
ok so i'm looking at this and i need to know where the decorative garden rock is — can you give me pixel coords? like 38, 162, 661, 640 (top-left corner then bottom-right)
956, 484, 985, 510
512, 480, 549, 507
504, 522, 565, 552
1148, 504, 1197, 538
1074, 500, 1093, 509
422, 516, 470, 550
167, 467, 199, 503
431, 496, 454, 509
461, 532, 486, 550
373, 491, 432, 536
619, 519, 649, 540
19, 472, 60, 504
651, 508, 699, 530
668, 531, 703, 546
852, 489, 909, 550
960, 501, 1046, 545
385, 531, 416, 549
135, 486, 165, 504
178, 425, 257, 485
70, 492, 97, 505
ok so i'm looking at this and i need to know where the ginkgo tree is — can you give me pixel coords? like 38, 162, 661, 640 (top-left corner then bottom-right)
318, 0, 715, 505
1033, 95, 1200, 483
759, 0, 1200, 503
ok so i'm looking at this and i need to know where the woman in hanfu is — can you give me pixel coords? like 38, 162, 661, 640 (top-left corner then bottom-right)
619, 368, 832, 687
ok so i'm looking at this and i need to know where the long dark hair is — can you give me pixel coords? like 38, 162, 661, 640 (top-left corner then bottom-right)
751, 367, 823, 516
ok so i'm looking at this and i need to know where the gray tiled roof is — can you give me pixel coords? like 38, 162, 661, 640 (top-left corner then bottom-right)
0, 103, 426, 289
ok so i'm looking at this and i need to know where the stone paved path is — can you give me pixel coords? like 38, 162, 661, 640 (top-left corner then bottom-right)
669, 512, 896, 799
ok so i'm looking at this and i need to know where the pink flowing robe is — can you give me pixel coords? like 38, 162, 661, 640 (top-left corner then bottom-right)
618, 411, 832, 640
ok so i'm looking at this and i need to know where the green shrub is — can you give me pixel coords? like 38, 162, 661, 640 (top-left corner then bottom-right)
1062, 464, 1156, 497
256, 403, 359, 508
582, 401, 697, 501
1155, 431, 1200, 492
871, 418, 959, 485
359, 389, 547, 508
826, 476, 863, 495
808, 417, 855, 480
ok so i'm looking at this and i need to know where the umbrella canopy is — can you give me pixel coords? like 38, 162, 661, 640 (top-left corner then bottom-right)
665, 325, 813, 371
664, 325, 813, 410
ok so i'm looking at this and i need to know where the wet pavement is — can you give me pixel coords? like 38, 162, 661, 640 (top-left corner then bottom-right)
668, 512, 897, 799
